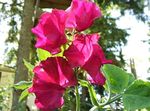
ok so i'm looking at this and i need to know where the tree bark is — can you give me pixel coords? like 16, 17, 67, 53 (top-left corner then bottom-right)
11, 0, 34, 110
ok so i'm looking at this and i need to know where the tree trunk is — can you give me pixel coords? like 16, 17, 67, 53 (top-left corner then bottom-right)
11, 0, 34, 110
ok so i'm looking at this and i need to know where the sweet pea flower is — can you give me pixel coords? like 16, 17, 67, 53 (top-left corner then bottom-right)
66, 0, 102, 31
33, 57, 77, 87
64, 34, 112, 85
83, 45, 112, 85
29, 57, 77, 111
29, 79, 65, 111
64, 34, 99, 67
32, 9, 67, 54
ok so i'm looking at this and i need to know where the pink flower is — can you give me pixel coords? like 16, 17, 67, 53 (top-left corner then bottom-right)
64, 34, 112, 85
83, 45, 112, 85
29, 57, 77, 111
87, 72, 106, 85
64, 34, 99, 67
32, 9, 67, 54
66, 0, 102, 31
33, 57, 77, 88
29, 80, 65, 111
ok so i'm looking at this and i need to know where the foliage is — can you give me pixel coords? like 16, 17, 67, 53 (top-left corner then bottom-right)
102, 64, 130, 93
0, 0, 23, 66
97, 0, 148, 21
89, 64, 150, 111
0, 86, 11, 111
13, 81, 31, 102
123, 80, 150, 110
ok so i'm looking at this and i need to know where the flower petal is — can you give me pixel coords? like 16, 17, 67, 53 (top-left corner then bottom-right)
64, 34, 100, 67
32, 9, 67, 54
29, 77, 65, 111
66, 0, 102, 31
86, 72, 106, 85
33, 57, 77, 87
83, 45, 112, 85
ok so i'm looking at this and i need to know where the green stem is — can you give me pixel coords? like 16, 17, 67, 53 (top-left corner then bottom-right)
90, 94, 122, 111
89, 106, 98, 111
100, 94, 122, 107
100, 68, 112, 106
75, 86, 80, 111
105, 94, 122, 106
88, 84, 99, 106
99, 88, 111, 107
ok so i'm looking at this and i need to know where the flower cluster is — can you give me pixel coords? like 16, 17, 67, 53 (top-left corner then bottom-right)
29, 0, 111, 111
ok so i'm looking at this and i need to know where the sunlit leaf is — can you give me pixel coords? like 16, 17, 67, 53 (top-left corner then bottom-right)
14, 81, 32, 90
37, 48, 51, 61
102, 64, 129, 93
123, 80, 150, 110
23, 59, 34, 73
19, 89, 29, 102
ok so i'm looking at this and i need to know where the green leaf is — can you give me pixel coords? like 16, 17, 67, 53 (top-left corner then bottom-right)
19, 89, 29, 102
14, 81, 32, 90
127, 73, 135, 86
123, 80, 150, 110
146, 107, 150, 110
23, 59, 34, 73
37, 48, 51, 61
102, 64, 129, 93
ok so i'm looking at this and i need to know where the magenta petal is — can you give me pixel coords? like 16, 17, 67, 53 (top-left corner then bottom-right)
65, 7, 77, 29
64, 44, 85, 67
83, 45, 112, 85
87, 72, 106, 85
66, 0, 102, 31
29, 78, 65, 111
83, 45, 111, 75
64, 34, 100, 67
32, 9, 67, 54
83, 45, 102, 75
33, 57, 77, 87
